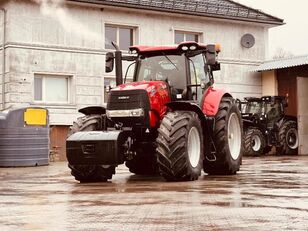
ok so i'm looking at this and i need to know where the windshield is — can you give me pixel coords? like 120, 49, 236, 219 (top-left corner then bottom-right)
265, 101, 282, 119
136, 55, 186, 89
245, 101, 262, 114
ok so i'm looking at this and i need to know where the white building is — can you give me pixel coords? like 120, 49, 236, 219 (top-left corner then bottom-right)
0, 0, 283, 160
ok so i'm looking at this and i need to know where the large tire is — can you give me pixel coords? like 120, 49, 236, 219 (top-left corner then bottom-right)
125, 152, 158, 175
68, 115, 116, 182
203, 97, 243, 175
243, 128, 266, 156
156, 111, 204, 181
68, 164, 115, 183
276, 120, 298, 155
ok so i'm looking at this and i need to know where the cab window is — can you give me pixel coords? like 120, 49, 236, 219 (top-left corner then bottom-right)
189, 54, 208, 102
189, 54, 208, 85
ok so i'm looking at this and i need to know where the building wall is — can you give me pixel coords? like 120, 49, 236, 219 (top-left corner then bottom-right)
297, 76, 308, 155
4, 1, 106, 124
4, 0, 267, 122
262, 70, 278, 96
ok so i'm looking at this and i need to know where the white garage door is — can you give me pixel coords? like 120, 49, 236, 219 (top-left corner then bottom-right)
297, 77, 308, 155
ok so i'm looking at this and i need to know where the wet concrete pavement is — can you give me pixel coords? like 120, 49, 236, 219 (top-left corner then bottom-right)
0, 156, 308, 231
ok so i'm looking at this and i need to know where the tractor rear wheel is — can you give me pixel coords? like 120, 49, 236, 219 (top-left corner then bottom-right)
203, 97, 243, 175
243, 128, 266, 156
276, 120, 299, 155
125, 152, 158, 175
67, 115, 116, 182
156, 111, 204, 181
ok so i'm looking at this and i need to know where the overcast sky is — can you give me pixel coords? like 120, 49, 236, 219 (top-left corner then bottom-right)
236, 0, 308, 58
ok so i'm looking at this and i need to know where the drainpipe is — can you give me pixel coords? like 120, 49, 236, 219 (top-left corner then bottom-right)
0, 8, 6, 110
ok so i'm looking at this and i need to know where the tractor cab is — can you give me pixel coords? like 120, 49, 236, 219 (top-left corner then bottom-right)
241, 96, 286, 129
242, 97, 263, 115
263, 96, 285, 127
133, 47, 215, 103
106, 42, 221, 104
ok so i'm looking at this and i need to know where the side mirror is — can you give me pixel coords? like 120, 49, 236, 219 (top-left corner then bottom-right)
205, 44, 216, 65
211, 62, 221, 71
105, 52, 114, 73
105, 85, 112, 93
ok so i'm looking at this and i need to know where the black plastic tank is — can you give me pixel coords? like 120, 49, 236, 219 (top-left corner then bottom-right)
0, 107, 49, 167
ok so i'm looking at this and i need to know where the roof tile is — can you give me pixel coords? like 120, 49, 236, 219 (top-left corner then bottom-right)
69, 0, 284, 25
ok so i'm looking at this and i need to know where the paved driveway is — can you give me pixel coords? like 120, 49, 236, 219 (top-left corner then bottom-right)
0, 156, 307, 230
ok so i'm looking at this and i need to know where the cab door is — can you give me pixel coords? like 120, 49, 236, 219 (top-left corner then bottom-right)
188, 53, 209, 103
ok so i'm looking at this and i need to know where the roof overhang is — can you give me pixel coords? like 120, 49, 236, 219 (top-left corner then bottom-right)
251, 55, 308, 72
67, 0, 284, 26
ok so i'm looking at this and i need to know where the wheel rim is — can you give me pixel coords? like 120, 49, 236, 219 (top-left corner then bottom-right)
187, 127, 201, 168
252, 134, 261, 152
286, 128, 299, 149
228, 113, 242, 160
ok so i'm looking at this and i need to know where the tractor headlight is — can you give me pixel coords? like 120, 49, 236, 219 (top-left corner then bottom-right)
129, 108, 144, 117
181, 46, 189, 51
106, 108, 144, 118
190, 45, 197, 50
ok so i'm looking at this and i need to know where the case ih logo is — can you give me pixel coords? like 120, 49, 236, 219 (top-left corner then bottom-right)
118, 96, 130, 100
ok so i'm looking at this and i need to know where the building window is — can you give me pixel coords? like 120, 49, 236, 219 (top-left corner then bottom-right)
175, 31, 199, 44
34, 74, 70, 103
105, 25, 135, 50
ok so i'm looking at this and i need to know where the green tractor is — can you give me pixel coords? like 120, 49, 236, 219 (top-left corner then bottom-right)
239, 96, 298, 156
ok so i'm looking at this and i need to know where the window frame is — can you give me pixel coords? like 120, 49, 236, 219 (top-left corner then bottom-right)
174, 30, 202, 44
105, 24, 136, 51
33, 74, 72, 104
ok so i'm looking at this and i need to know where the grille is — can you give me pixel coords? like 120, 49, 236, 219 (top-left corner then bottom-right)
107, 89, 150, 111
107, 89, 151, 127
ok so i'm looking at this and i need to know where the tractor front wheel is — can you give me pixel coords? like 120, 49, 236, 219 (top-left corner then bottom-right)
156, 111, 204, 181
68, 165, 115, 183
243, 128, 266, 156
203, 97, 243, 175
67, 115, 116, 182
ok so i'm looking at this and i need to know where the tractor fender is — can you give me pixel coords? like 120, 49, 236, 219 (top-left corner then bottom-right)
201, 86, 232, 117
277, 115, 298, 128
283, 115, 297, 122
166, 101, 207, 122
78, 106, 106, 116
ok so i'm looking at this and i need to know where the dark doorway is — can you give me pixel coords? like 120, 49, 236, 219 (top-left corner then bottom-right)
277, 70, 297, 117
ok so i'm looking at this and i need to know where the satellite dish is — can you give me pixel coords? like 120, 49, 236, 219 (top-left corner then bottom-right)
241, 34, 255, 48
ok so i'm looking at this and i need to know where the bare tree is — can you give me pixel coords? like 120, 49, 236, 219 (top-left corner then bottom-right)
272, 47, 294, 60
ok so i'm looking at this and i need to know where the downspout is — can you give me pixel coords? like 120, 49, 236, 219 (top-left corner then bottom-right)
0, 8, 6, 110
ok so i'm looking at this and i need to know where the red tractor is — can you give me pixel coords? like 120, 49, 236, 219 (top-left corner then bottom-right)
66, 42, 243, 182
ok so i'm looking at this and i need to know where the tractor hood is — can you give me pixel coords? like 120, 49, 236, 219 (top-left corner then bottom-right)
112, 81, 168, 94
109, 81, 170, 127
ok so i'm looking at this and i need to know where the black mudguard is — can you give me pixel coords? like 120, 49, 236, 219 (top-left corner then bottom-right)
66, 130, 126, 165
78, 106, 106, 115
